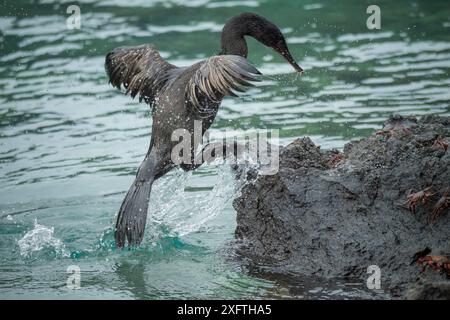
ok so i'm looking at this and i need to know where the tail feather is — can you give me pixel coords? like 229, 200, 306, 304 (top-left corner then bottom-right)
115, 180, 154, 248
115, 157, 155, 248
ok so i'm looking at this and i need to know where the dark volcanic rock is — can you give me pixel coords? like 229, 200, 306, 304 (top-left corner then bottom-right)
405, 281, 450, 300
233, 115, 450, 298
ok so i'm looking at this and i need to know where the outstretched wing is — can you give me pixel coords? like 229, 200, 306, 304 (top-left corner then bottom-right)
186, 55, 261, 112
105, 44, 176, 105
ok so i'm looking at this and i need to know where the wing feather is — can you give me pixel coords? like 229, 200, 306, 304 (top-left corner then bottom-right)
186, 55, 261, 110
105, 44, 176, 105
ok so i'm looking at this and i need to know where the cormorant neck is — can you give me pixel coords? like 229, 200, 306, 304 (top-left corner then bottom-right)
219, 12, 281, 58
220, 14, 257, 57
220, 26, 248, 57
219, 13, 303, 73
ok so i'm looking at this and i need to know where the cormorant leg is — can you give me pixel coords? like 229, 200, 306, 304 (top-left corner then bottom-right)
180, 141, 243, 172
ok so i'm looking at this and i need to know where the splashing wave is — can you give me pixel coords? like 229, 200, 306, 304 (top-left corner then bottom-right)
146, 164, 250, 239
17, 219, 68, 258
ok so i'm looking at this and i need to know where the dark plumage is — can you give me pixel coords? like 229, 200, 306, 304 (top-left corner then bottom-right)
105, 12, 302, 248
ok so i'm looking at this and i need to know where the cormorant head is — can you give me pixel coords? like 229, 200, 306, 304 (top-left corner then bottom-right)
222, 12, 303, 74
265, 32, 304, 74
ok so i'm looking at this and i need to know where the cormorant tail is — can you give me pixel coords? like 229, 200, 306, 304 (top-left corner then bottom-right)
115, 157, 155, 248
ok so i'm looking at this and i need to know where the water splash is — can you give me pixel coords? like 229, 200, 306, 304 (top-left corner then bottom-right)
17, 219, 68, 258
147, 164, 249, 239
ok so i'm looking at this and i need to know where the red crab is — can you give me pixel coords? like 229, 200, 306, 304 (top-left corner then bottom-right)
417, 255, 450, 277
432, 137, 448, 152
327, 152, 344, 168
375, 126, 411, 138
404, 187, 435, 214
431, 190, 449, 222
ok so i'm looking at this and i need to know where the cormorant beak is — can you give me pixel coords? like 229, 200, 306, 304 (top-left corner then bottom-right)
279, 50, 304, 74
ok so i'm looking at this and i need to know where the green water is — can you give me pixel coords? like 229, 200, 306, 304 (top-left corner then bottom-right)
0, 0, 449, 299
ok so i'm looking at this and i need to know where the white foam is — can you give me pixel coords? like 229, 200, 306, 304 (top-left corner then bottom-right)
149, 164, 251, 238
18, 219, 68, 258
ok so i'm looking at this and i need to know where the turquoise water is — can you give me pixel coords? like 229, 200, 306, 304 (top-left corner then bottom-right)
0, 0, 449, 299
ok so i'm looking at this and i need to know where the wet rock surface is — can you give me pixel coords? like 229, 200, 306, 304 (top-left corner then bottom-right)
405, 281, 450, 300
233, 115, 450, 298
